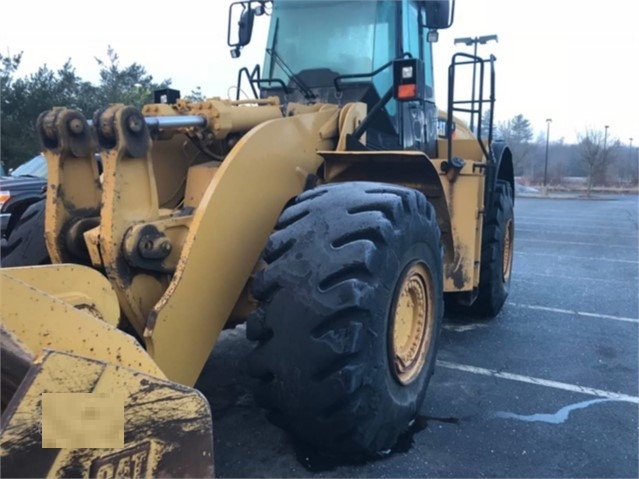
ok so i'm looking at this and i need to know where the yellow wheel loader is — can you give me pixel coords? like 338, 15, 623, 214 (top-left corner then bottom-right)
1, 0, 514, 475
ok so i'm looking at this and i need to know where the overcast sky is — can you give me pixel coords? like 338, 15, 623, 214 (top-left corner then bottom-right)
2, 0, 637, 145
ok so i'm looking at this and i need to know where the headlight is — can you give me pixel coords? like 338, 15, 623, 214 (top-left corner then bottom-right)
0, 190, 10, 208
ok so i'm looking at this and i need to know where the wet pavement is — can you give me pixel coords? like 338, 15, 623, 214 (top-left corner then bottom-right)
197, 193, 639, 478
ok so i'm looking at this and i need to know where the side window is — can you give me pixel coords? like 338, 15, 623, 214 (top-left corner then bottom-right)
403, 0, 421, 59
420, 4, 435, 97
372, 1, 397, 117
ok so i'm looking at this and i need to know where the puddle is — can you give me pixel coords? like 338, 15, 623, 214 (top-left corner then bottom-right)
292, 414, 459, 472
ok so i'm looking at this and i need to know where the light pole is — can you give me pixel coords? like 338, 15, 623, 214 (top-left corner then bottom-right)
630, 137, 635, 185
600, 125, 610, 188
453, 34, 498, 133
543, 118, 552, 195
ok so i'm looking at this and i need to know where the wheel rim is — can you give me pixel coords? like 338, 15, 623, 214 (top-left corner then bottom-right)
502, 219, 514, 282
390, 263, 435, 385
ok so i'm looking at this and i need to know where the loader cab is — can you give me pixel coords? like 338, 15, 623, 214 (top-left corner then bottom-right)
229, 0, 453, 155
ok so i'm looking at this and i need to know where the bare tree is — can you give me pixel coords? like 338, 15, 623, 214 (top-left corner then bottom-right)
614, 143, 638, 186
577, 128, 618, 196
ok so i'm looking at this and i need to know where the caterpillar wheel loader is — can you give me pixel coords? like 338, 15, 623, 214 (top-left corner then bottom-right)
0, 0, 514, 476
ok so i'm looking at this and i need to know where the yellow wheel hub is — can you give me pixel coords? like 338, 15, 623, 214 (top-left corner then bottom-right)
502, 218, 514, 282
391, 263, 435, 385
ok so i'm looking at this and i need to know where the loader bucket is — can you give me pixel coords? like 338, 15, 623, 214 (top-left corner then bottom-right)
0, 266, 214, 478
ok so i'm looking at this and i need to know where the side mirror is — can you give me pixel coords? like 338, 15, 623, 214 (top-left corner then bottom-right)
424, 0, 454, 29
228, 1, 267, 58
238, 8, 255, 46
421, 0, 455, 42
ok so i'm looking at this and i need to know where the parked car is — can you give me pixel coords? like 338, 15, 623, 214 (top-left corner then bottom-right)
1, 153, 103, 257
1, 154, 48, 241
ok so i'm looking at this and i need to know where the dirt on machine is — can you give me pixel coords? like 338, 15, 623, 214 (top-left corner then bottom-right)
0, 0, 514, 476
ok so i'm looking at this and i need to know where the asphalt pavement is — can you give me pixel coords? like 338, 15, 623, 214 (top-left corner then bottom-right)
197, 193, 639, 478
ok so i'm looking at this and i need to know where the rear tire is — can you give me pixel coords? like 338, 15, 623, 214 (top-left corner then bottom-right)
246, 182, 443, 456
454, 179, 514, 318
1, 200, 50, 267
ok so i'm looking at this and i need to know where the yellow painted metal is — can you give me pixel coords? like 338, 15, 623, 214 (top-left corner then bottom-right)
391, 263, 435, 385
83, 225, 103, 269
1, 263, 214, 477
150, 134, 200, 209
437, 138, 485, 162
139, 104, 198, 210
122, 213, 193, 273
336, 102, 367, 150
97, 105, 167, 336
2, 265, 120, 327
92, 99, 287, 341
321, 149, 441, 183
319, 150, 455, 268
1, 350, 213, 478
144, 106, 340, 386
321, 138, 486, 294
188, 97, 282, 140
33, 101, 341, 388
38, 108, 102, 264
184, 162, 220, 209
0, 267, 164, 378
436, 138, 487, 291
437, 109, 476, 140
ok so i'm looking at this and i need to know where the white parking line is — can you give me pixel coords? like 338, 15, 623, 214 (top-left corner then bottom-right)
507, 302, 639, 324
517, 220, 636, 232
515, 251, 639, 264
517, 228, 639, 240
436, 360, 639, 404
512, 271, 638, 284
517, 215, 636, 224
516, 238, 637, 249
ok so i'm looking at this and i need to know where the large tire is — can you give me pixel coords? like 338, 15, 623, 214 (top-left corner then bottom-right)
246, 182, 443, 456
1, 200, 50, 267
466, 179, 514, 317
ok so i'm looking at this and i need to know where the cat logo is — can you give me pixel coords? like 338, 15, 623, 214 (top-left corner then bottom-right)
89, 442, 151, 479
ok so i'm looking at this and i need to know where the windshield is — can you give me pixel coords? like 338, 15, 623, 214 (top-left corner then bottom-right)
263, 0, 397, 88
12, 154, 47, 178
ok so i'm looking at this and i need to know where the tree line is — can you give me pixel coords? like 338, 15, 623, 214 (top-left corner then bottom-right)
1, 47, 197, 170
481, 112, 637, 194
